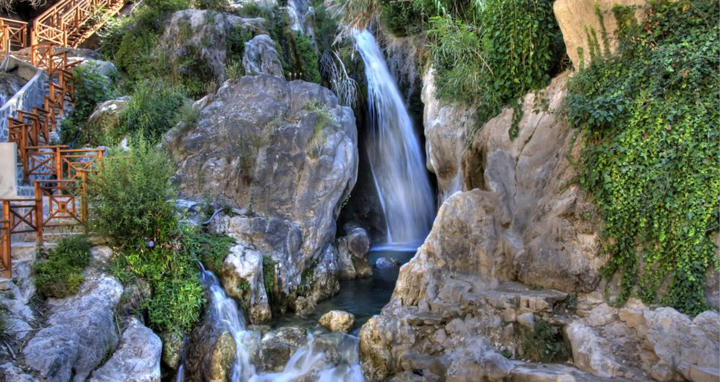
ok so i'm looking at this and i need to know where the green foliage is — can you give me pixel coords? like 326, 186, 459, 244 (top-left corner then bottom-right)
60, 63, 116, 146
291, 33, 322, 83
87, 138, 177, 248
119, 80, 187, 142
34, 236, 92, 299
427, 0, 561, 134
262, 255, 276, 292
192, 230, 236, 276
518, 319, 569, 363
379, 0, 425, 37
565, 0, 719, 315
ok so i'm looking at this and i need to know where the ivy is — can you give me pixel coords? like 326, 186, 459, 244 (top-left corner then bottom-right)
565, 0, 719, 315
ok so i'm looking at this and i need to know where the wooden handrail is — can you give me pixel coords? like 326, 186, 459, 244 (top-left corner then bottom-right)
0, 217, 10, 278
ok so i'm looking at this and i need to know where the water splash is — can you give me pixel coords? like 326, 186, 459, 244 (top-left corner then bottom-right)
180, 267, 364, 382
355, 30, 435, 248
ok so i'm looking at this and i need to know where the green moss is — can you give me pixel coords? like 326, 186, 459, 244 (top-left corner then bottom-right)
34, 236, 92, 299
262, 255, 277, 293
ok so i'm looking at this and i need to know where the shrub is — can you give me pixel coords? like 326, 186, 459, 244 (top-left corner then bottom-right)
119, 80, 187, 142
60, 63, 116, 145
565, 0, 719, 315
188, 229, 236, 276
517, 319, 569, 362
87, 138, 177, 249
34, 236, 92, 299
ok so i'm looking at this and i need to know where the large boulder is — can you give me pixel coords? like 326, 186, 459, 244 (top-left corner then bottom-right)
252, 327, 308, 372
22, 274, 123, 382
421, 67, 474, 203
89, 318, 162, 382
169, 75, 358, 315
160, 10, 263, 86
553, 0, 647, 69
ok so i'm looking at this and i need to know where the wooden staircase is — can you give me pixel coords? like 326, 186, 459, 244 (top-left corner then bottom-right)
0, 45, 103, 279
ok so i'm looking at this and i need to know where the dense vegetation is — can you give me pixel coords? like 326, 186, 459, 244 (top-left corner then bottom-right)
34, 236, 92, 299
565, 0, 719, 315
86, 139, 224, 334
343, 0, 564, 137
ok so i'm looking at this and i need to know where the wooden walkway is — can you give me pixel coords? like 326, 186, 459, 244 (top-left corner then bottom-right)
0, 0, 125, 54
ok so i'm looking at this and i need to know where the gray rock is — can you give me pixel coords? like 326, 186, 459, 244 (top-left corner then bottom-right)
220, 241, 272, 323
336, 227, 371, 279
86, 97, 130, 137
242, 34, 284, 77
0, 362, 40, 382
79, 59, 117, 77
170, 75, 357, 311
160, 10, 263, 88
23, 274, 123, 382
89, 318, 162, 382
183, 304, 237, 382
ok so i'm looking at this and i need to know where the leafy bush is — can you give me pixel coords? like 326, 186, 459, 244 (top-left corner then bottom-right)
60, 63, 116, 145
379, 0, 425, 37
565, 0, 719, 315
190, 229, 236, 276
87, 138, 177, 248
34, 236, 92, 299
427, 0, 561, 133
119, 80, 187, 142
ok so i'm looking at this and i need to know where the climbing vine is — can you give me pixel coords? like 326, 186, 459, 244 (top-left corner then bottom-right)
565, 0, 719, 315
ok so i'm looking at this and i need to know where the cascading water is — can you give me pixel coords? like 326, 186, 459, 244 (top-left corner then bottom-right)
355, 30, 435, 248
177, 266, 364, 382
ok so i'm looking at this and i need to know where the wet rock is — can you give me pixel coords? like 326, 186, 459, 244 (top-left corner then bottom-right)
117, 277, 151, 316
89, 318, 162, 382
183, 311, 237, 382
22, 274, 123, 382
242, 34, 284, 77
220, 241, 272, 323
160, 331, 184, 371
253, 327, 309, 372
319, 310, 355, 333
376, 257, 400, 269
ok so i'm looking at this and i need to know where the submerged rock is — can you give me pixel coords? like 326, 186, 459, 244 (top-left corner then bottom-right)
375, 257, 400, 269
319, 310, 355, 333
22, 274, 123, 382
89, 318, 162, 382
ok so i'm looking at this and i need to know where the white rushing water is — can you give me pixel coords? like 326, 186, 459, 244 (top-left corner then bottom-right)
176, 268, 364, 382
355, 30, 435, 248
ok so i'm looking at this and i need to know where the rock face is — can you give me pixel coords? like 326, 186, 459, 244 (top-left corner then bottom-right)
359, 69, 720, 381
336, 226, 372, 279
22, 274, 123, 382
169, 74, 357, 319
89, 318, 162, 382
553, 0, 647, 68
242, 34, 284, 77
319, 310, 355, 333
221, 241, 272, 323
160, 10, 263, 86
421, 67, 474, 203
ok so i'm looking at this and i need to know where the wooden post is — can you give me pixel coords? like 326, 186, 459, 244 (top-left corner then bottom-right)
34, 182, 43, 245
55, 147, 62, 180
2, 202, 10, 279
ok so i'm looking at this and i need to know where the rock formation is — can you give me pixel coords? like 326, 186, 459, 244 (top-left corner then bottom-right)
167, 72, 358, 321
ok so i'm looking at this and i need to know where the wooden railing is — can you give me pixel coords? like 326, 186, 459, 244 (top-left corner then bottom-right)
0, 18, 28, 53
36, 179, 87, 228
32, 0, 125, 48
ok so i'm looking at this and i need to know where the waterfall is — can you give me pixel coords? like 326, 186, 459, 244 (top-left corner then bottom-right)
178, 267, 364, 382
355, 30, 435, 248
